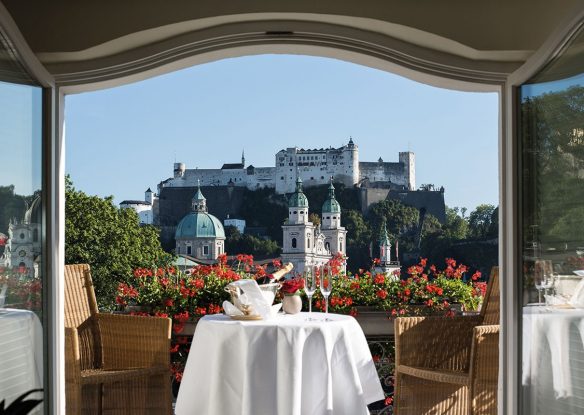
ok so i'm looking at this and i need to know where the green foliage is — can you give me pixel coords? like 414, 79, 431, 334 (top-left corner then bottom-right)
366, 199, 420, 254
521, 86, 584, 245
65, 177, 173, 308
467, 204, 497, 239
224, 226, 281, 258
238, 187, 287, 243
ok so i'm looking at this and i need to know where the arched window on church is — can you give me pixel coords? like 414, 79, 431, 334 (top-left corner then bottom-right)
325, 242, 330, 251
33, 229, 38, 242
292, 238, 297, 248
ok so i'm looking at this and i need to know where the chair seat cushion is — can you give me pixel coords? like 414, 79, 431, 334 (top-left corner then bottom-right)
397, 364, 470, 385
80, 365, 169, 385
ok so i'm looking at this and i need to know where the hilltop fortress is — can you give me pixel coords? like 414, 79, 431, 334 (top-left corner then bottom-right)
161, 138, 415, 194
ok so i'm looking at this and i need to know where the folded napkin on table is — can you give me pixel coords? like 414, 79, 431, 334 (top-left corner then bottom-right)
227, 280, 273, 319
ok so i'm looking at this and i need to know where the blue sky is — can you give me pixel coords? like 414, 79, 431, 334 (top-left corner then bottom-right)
65, 54, 499, 212
0, 82, 42, 196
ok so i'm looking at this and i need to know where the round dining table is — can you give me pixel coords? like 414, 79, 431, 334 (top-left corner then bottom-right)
175, 312, 384, 415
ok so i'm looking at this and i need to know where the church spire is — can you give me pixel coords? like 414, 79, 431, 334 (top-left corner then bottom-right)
379, 220, 391, 263
241, 149, 245, 166
192, 180, 208, 212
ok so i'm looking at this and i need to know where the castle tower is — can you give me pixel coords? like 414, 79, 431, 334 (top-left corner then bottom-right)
145, 187, 154, 204
399, 151, 416, 190
174, 162, 186, 178
344, 137, 360, 186
321, 179, 347, 257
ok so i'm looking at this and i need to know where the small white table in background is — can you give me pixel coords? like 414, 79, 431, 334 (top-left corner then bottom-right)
0, 308, 43, 413
176, 312, 384, 415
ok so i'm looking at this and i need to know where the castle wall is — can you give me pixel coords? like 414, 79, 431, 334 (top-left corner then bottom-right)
359, 162, 408, 186
159, 141, 414, 197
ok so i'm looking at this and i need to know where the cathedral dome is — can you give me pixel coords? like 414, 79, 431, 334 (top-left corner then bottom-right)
288, 177, 309, 208
175, 184, 225, 239
175, 212, 225, 239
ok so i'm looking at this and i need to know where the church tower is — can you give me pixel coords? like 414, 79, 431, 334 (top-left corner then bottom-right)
281, 177, 314, 274
321, 179, 347, 257
374, 221, 400, 279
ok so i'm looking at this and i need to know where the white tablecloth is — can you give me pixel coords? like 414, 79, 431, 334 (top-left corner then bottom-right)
0, 308, 43, 412
176, 312, 384, 415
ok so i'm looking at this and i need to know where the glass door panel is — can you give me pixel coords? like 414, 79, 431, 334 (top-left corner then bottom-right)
0, 33, 44, 413
520, 26, 584, 415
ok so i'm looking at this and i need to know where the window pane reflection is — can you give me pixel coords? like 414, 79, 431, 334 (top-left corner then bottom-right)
0, 80, 44, 413
521, 29, 584, 415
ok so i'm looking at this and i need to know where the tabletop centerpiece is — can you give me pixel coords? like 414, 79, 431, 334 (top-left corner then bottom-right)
280, 276, 305, 314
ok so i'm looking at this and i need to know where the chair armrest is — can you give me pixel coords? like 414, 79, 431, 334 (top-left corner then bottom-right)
96, 313, 172, 370
395, 315, 482, 371
469, 324, 499, 384
65, 327, 81, 379
65, 328, 82, 414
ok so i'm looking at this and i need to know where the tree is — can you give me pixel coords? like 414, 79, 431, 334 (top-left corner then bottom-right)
224, 225, 281, 258
468, 204, 497, 239
443, 207, 469, 240
343, 209, 372, 273
308, 212, 321, 227
65, 177, 173, 308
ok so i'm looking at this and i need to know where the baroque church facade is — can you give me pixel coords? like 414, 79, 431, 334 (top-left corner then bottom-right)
281, 178, 347, 275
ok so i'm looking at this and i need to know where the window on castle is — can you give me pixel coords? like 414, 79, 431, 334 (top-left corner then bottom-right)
281, 176, 284, 180
292, 238, 297, 248
203, 245, 209, 255
325, 242, 330, 250
307, 239, 311, 248
294, 211, 297, 214
326, 216, 330, 219
187, 246, 192, 255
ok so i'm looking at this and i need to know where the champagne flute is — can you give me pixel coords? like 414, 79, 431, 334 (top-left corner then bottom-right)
533, 260, 547, 306
541, 260, 554, 305
320, 264, 333, 315
303, 267, 317, 320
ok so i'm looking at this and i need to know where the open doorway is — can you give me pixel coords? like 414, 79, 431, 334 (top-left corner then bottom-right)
63, 54, 499, 413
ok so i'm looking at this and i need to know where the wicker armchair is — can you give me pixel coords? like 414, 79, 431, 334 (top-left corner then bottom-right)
394, 267, 500, 415
64, 264, 172, 414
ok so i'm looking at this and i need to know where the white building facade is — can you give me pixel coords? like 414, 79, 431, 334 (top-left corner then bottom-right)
157, 138, 415, 195
281, 177, 347, 275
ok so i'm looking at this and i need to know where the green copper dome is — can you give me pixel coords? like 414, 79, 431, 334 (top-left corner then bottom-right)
176, 184, 225, 239
175, 212, 225, 239
288, 177, 309, 208
322, 180, 341, 213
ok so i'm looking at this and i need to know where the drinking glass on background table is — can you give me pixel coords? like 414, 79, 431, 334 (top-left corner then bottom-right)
320, 264, 333, 315
534, 259, 553, 305
304, 267, 317, 320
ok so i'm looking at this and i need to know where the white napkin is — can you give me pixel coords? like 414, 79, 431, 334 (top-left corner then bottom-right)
227, 280, 273, 319
222, 300, 244, 316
